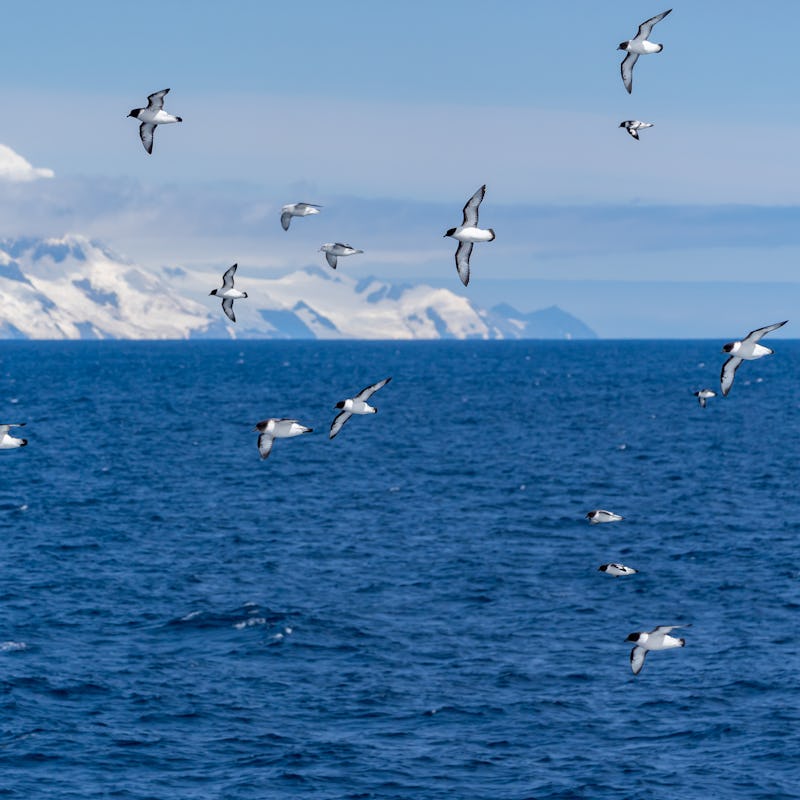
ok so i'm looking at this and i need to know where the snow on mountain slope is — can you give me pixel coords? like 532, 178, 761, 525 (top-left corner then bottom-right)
0, 236, 211, 339
0, 236, 595, 340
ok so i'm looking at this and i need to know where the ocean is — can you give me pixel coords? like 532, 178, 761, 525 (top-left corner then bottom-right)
0, 340, 798, 799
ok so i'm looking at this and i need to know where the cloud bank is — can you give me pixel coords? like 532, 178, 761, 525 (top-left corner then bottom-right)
0, 143, 54, 182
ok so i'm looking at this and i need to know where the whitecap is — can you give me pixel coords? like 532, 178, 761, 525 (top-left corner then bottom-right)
0, 641, 27, 651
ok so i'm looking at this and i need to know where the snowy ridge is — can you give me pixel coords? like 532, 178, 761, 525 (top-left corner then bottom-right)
0, 235, 595, 340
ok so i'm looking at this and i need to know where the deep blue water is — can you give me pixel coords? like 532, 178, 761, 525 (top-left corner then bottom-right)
0, 340, 798, 800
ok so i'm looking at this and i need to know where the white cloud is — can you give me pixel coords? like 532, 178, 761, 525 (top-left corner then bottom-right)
0, 143, 54, 182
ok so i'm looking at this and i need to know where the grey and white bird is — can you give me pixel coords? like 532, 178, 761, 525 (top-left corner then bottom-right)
329, 377, 392, 439
720, 320, 788, 396
0, 423, 27, 450
281, 203, 322, 231
694, 388, 716, 408
444, 185, 495, 287
598, 562, 638, 577
619, 120, 654, 140
618, 9, 672, 93
586, 509, 624, 524
253, 418, 313, 460
626, 624, 690, 675
127, 88, 183, 154
319, 243, 363, 270
209, 263, 248, 323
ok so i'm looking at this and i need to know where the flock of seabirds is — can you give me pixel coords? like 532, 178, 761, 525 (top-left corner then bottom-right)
0, 8, 791, 676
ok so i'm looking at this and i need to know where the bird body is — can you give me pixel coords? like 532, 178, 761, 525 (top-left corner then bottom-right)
319, 243, 363, 269
598, 563, 638, 577
329, 377, 392, 439
720, 320, 787, 396
444, 185, 495, 286
620, 120, 654, 140
281, 203, 322, 231
694, 389, 716, 408
127, 88, 182, 154
626, 624, 689, 675
0, 423, 27, 449
618, 9, 672, 93
253, 418, 313, 460
209, 264, 248, 322
586, 509, 624, 524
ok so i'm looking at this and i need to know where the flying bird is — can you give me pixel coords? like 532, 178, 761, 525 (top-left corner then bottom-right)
694, 389, 716, 408
720, 320, 788, 396
619, 120, 654, 140
444, 185, 495, 287
0, 423, 27, 450
319, 243, 363, 270
329, 377, 392, 439
281, 203, 322, 231
626, 624, 690, 675
209, 264, 248, 323
127, 88, 183, 154
598, 563, 638, 577
618, 9, 672, 93
253, 418, 313, 460
586, 509, 624, 524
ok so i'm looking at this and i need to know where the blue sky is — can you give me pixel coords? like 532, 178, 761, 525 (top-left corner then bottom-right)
0, 1, 798, 336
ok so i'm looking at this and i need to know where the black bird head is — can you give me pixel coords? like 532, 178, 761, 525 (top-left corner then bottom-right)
444, 227, 456, 238
618, 41, 630, 50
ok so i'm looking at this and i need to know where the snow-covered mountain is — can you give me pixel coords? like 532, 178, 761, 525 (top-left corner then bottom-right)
0, 236, 596, 340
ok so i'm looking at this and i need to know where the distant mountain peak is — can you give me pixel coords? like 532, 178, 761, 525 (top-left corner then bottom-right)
0, 235, 597, 340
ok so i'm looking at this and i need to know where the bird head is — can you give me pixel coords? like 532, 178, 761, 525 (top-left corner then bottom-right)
444, 227, 456, 238
722, 342, 736, 353
626, 632, 643, 643
335, 401, 345, 409
618, 41, 630, 50
127, 109, 139, 118
209, 289, 218, 296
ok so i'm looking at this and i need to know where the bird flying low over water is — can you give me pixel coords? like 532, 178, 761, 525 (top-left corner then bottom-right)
319, 243, 363, 270
281, 203, 322, 231
444, 185, 495, 287
626, 624, 689, 675
329, 377, 392, 440
694, 389, 716, 408
720, 320, 788, 396
586, 509, 624, 524
598, 563, 638, 577
0, 423, 27, 449
209, 264, 248, 323
128, 88, 183, 154
619, 120, 653, 140
253, 418, 313, 460
618, 9, 672, 93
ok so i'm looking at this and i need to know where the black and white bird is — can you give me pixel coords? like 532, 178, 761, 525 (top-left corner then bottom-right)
209, 264, 248, 323
329, 377, 392, 439
626, 624, 690, 675
720, 320, 788, 396
618, 9, 672, 93
127, 88, 183, 154
598, 563, 638, 577
586, 509, 624, 524
319, 243, 363, 270
694, 389, 716, 408
281, 203, 322, 231
253, 418, 313, 460
444, 185, 495, 287
0, 423, 27, 450
619, 120, 653, 140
